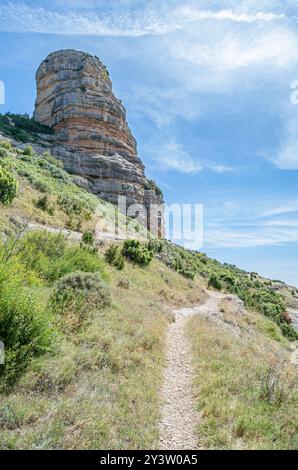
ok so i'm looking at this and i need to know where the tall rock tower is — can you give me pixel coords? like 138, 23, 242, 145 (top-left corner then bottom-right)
34, 50, 164, 234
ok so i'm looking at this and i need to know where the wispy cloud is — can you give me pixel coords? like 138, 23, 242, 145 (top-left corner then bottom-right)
272, 114, 298, 170
0, 3, 287, 37
150, 142, 233, 174
204, 197, 298, 248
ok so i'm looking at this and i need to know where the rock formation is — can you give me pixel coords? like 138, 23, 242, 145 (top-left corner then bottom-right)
34, 49, 164, 234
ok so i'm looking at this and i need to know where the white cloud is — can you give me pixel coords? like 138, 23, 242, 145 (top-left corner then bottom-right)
126, 86, 201, 128
273, 115, 298, 170
151, 142, 204, 173
0, 3, 287, 37
203, 197, 298, 248
205, 225, 298, 248
173, 29, 298, 71
150, 141, 233, 174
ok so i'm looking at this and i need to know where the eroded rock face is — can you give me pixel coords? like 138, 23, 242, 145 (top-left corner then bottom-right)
33, 49, 164, 234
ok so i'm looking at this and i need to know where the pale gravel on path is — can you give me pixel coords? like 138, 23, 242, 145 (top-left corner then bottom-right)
158, 290, 243, 450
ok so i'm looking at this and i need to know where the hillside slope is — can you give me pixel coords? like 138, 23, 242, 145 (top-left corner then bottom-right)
0, 123, 297, 450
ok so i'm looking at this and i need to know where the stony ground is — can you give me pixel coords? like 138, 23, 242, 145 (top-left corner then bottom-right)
158, 290, 240, 450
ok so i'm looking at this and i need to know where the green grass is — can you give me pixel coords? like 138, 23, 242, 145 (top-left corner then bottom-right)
0, 130, 297, 450
187, 314, 298, 449
0, 235, 205, 449
0, 114, 54, 143
0, 139, 148, 239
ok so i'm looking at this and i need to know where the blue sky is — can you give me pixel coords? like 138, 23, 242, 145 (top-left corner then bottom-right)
0, 0, 298, 286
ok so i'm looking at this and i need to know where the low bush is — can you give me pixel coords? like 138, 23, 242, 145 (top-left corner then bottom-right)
122, 239, 153, 267
35, 195, 55, 215
81, 231, 94, 246
23, 145, 33, 156
258, 364, 296, 406
18, 231, 107, 282
208, 274, 222, 291
105, 244, 125, 270
0, 254, 53, 390
57, 195, 92, 230
0, 163, 17, 206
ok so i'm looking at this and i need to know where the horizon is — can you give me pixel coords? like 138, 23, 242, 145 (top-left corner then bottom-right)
1, 0, 298, 287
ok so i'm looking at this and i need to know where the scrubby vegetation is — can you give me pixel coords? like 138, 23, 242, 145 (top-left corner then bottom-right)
105, 243, 125, 270
51, 271, 111, 331
18, 231, 107, 283
0, 134, 297, 449
122, 239, 153, 266
0, 249, 53, 391
0, 149, 18, 205
0, 226, 203, 449
188, 314, 298, 449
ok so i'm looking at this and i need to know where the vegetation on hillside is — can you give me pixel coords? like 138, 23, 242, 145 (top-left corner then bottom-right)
0, 139, 146, 238
0, 114, 54, 143
188, 311, 298, 449
0, 229, 204, 449
149, 240, 298, 341
0, 134, 297, 449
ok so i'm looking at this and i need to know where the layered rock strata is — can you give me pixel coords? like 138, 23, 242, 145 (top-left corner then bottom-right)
34, 49, 163, 234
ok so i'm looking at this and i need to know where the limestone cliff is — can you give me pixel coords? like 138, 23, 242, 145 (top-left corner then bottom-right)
33, 49, 163, 233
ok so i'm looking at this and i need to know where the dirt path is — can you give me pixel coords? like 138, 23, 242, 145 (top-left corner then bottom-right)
158, 290, 235, 450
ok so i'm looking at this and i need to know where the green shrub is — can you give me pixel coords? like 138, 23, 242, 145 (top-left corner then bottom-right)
51, 271, 110, 330
0, 254, 53, 390
57, 195, 92, 230
105, 244, 125, 270
122, 239, 153, 267
18, 231, 107, 283
0, 141, 12, 151
32, 179, 51, 193
0, 163, 17, 205
35, 195, 55, 215
23, 145, 33, 156
208, 274, 222, 290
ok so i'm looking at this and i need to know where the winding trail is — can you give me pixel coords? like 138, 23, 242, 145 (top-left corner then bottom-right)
158, 291, 237, 450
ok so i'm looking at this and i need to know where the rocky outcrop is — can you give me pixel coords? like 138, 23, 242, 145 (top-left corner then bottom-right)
33, 49, 164, 234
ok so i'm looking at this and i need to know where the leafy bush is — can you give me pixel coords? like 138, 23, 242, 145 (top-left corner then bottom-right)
0, 254, 53, 390
0, 163, 17, 205
208, 274, 222, 291
0, 114, 54, 143
105, 244, 125, 270
51, 271, 110, 330
32, 179, 51, 193
122, 239, 153, 267
82, 231, 94, 246
18, 231, 107, 282
23, 145, 33, 156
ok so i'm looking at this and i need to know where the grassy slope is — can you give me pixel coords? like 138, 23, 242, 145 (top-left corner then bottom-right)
0, 130, 297, 449
0, 138, 146, 238
0, 260, 204, 450
188, 305, 298, 449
